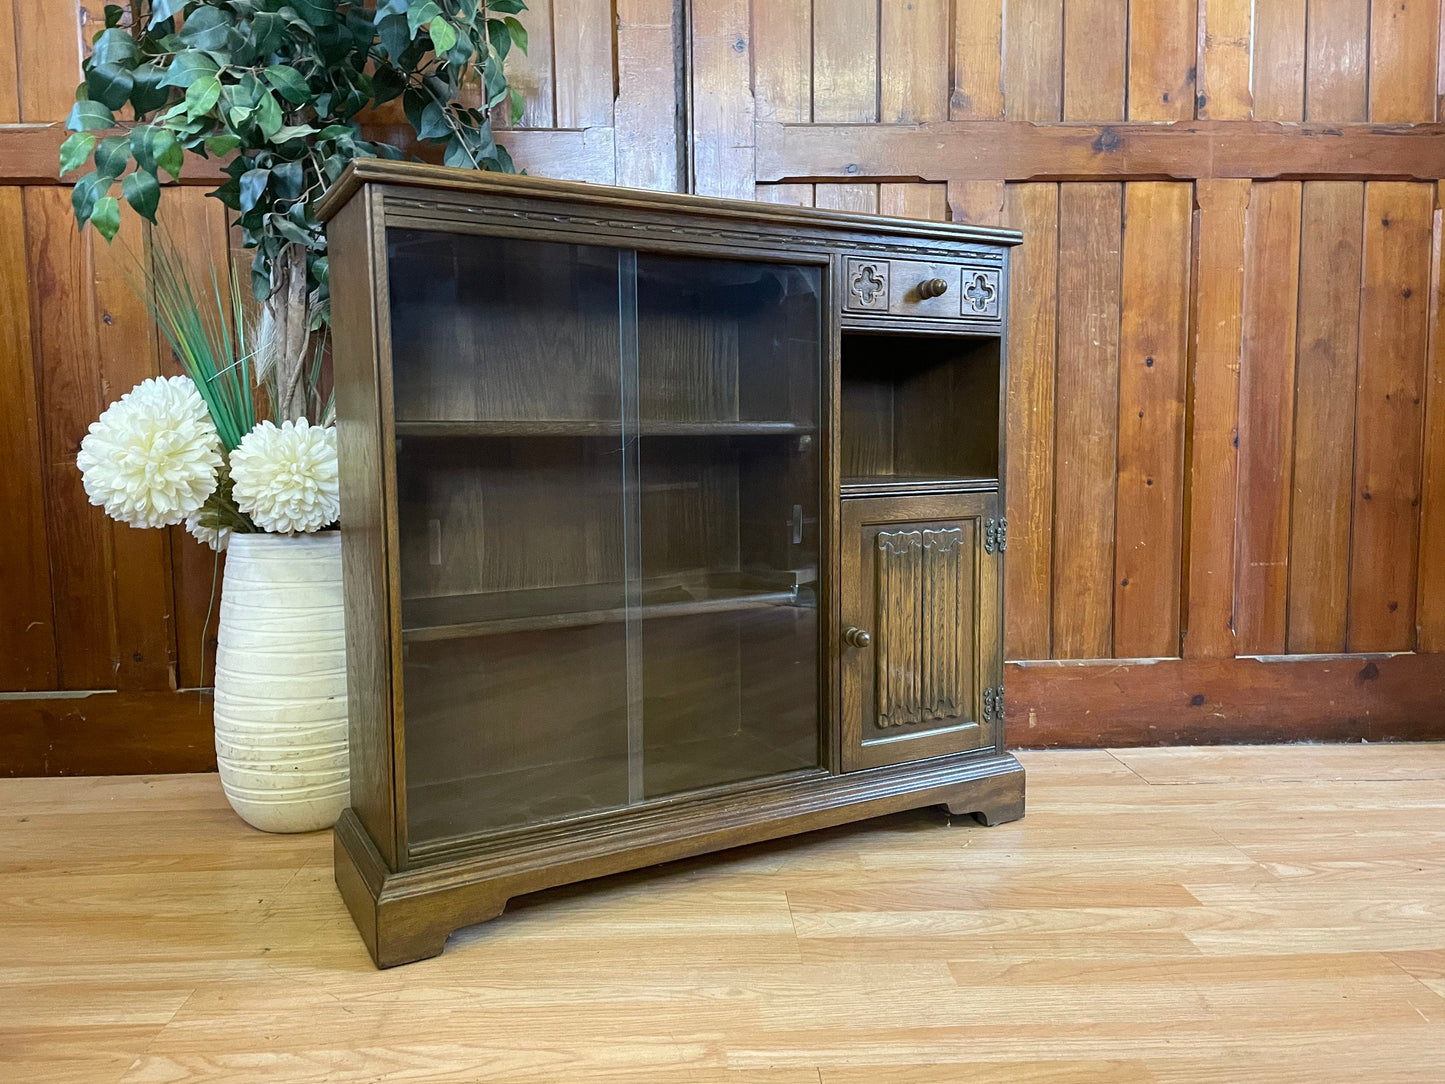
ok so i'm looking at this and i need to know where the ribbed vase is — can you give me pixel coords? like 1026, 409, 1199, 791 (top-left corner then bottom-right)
213, 531, 349, 833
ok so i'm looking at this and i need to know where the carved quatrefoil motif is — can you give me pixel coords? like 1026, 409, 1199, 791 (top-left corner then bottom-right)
962, 270, 999, 314
848, 262, 888, 308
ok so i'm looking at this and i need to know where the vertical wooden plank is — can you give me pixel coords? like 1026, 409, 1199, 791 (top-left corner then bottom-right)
1197, 0, 1254, 119
815, 184, 881, 214
155, 190, 234, 690
1417, 187, 1445, 650
1063, 0, 1126, 121
1128, 0, 1197, 121
23, 186, 117, 690
0, 0, 20, 122
880, 0, 949, 122
813, 0, 878, 122
1003, 183, 1059, 661
880, 183, 948, 222
92, 224, 176, 691
753, 0, 812, 122
952, 0, 1004, 118
1234, 181, 1302, 655
1252, 0, 1307, 121
15, 0, 84, 121
945, 182, 1006, 227
0, 187, 57, 690
1005, 0, 1063, 121
1305, 0, 1369, 122
1053, 183, 1122, 659
690, 0, 754, 199
1369, 0, 1441, 121
507, 0, 555, 128
1183, 178, 1250, 659
754, 184, 815, 207
1286, 182, 1364, 653
1348, 182, 1434, 651
1115, 182, 1192, 658
616, 0, 682, 191
552, 0, 614, 127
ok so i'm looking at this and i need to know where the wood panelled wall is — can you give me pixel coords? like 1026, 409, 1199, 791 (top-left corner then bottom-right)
2, 0, 1443, 773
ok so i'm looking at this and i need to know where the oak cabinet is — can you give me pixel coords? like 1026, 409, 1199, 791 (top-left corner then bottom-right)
321, 161, 1023, 967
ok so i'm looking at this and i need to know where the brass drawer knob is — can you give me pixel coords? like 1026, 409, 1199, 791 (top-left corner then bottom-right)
917, 277, 949, 299
842, 626, 872, 648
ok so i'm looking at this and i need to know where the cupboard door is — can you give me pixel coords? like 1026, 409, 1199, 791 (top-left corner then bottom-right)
840, 493, 1002, 771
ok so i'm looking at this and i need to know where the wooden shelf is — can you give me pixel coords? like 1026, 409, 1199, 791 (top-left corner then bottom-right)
402, 573, 812, 642
394, 419, 814, 438
841, 475, 999, 498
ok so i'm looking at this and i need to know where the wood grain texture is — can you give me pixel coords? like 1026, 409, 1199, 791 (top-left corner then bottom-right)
0, 186, 56, 691
1114, 182, 1191, 658
1052, 183, 1121, 658
880, 183, 947, 222
752, 0, 811, 122
505, 0, 555, 127
1234, 181, 1302, 655
1003, 183, 1058, 661
944, 181, 1005, 226
1287, 182, 1364, 654
1196, 0, 1254, 119
689, 0, 754, 199
813, 0, 878, 123
0, 691, 215, 775
5, 745, 1445, 1080
952, 0, 1004, 119
1183, 178, 1249, 660
1418, 186, 1445, 651
1128, 0, 1197, 121
552, 0, 614, 128
13, 0, 84, 121
1252, 0, 1307, 121
1306, 0, 1370, 122
1369, 0, 1441, 122
1347, 182, 1435, 651
614, 0, 681, 191
1004, 0, 1064, 121
880, 0, 949, 123
0, 0, 20, 122
1009, 653, 1445, 745
1062, 0, 1126, 121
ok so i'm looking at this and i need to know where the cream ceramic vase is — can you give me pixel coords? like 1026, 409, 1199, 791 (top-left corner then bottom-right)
213, 531, 349, 833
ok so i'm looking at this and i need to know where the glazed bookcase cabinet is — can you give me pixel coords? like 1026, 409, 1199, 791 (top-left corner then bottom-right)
318, 161, 1025, 967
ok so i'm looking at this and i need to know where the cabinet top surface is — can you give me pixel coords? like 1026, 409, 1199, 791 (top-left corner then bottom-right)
316, 160, 1022, 248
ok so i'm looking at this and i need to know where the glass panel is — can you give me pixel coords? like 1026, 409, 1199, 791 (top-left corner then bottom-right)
635, 255, 823, 796
387, 229, 632, 843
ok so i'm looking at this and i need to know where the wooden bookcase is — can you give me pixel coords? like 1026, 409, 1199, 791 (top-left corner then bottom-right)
319, 161, 1024, 967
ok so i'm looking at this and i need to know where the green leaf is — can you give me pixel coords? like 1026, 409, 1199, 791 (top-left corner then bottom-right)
239, 168, 270, 212
91, 196, 121, 240
270, 123, 315, 143
205, 132, 242, 156
487, 0, 526, 12
122, 169, 160, 222
86, 62, 135, 110
376, 13, 409, 59
292, 0, 336, 27
251, 11, 287, 56
71, 172, 109, 224
417, 101, 450, 139
94, 134, 129, 178
375, 0, 409, 18
103, 4, 124, 28
486, 18, 511, 61
148, 0, 184, 29
128, 63, 172, 113
156, 131, 184, 181
178, 7, 232, 52
510, 85, 524, 125
59, 132, 96, 175
271, 159, 305, 199
158, 53, 219, 89
407, 1, 441, 37
90, 27, 138, 67
504, 16, 528, 54
66, 99, 115, 131
185, 74, 221, 118
264, 64, 311, 105
255, 91, 283, 138
429, 17, 457, 52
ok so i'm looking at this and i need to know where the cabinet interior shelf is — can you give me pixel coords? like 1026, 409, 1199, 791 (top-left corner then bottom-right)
840, 475, 999, 498
403, 573, 812, 642
394, 419, 815, 438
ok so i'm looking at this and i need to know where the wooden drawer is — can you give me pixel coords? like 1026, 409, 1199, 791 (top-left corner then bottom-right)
843, 257, 1003, 321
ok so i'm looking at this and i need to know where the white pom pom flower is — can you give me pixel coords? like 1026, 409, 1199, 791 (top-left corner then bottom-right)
76, 375, 222, 529
185, 511, 231, 553
230, 419, 340, 534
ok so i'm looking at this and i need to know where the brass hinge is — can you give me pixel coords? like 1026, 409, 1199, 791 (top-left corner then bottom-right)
982, 684, 1005, 723
984, 517, 1008, 554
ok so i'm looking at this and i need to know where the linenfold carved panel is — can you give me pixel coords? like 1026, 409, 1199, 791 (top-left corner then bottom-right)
875, 527, 970, 729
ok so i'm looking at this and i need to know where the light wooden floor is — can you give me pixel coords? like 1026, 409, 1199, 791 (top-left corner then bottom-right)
4, 745, 1445, 1083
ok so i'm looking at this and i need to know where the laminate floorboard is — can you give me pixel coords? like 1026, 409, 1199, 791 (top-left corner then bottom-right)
3, 744, 1444, 1083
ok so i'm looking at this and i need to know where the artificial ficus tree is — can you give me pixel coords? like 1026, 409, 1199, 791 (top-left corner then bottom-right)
62, 0, 527, 420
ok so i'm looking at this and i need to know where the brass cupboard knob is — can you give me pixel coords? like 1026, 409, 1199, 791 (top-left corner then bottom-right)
917, 277, 949, 299
843, 626, 872, 648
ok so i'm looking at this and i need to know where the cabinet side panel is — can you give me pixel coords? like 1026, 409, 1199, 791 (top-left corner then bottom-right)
329, 190, 398, 868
